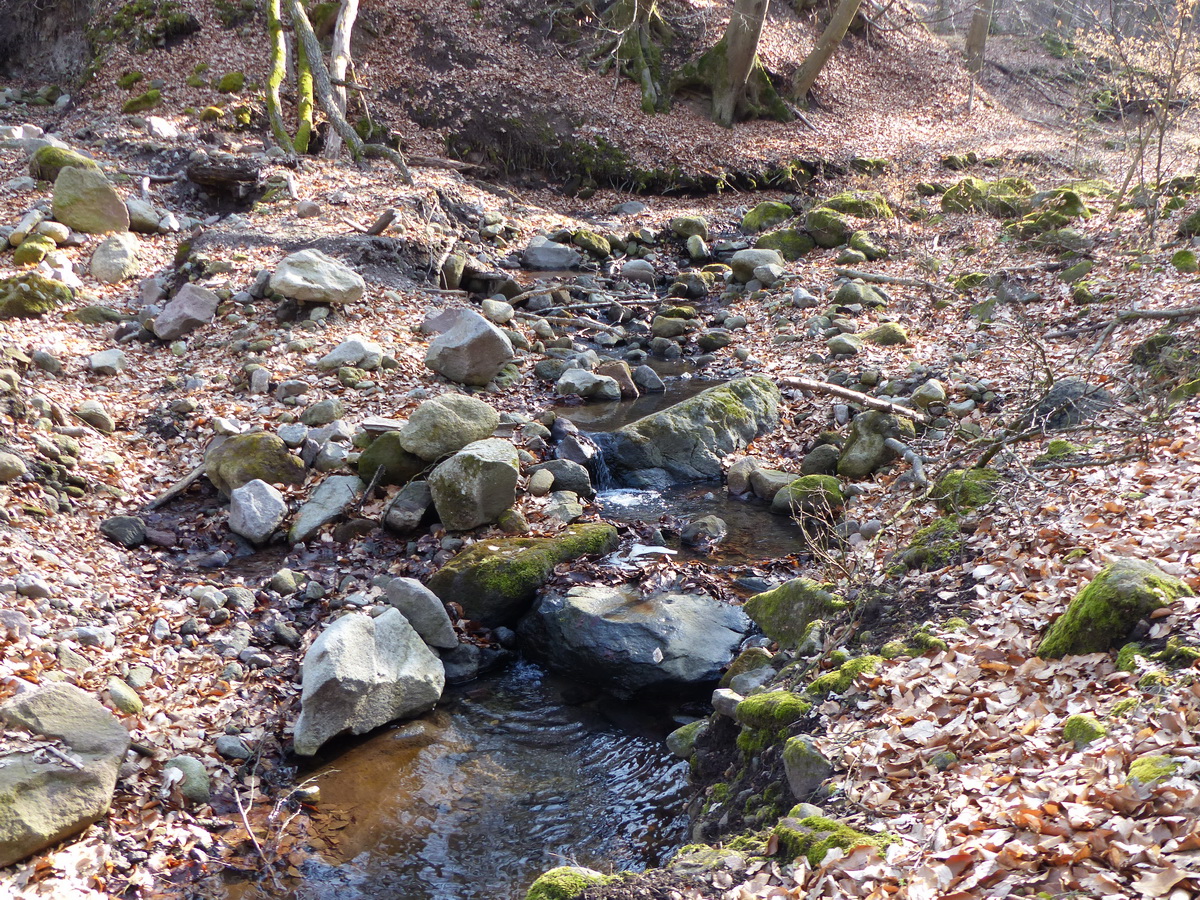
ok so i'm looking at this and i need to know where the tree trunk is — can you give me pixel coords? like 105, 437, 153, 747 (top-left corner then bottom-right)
323, 0, 359, 158
294, 25, 314, 153
792, 0, 864, 98
265, 0, 293, 150
964, 0, 994, 75
712, 0, 770, 127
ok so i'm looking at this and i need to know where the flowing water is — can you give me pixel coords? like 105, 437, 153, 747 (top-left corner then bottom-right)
269, 662, 692, 900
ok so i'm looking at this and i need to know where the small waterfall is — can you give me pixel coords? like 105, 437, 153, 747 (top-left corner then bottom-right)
586, 432, 616, 492
552, 417, 617, 491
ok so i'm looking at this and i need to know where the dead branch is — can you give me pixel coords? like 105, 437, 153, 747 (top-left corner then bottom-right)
778, 376, 929, 424
833, 267, 943, 292
1046, 304, 1200, 340
147, 464, 206, 510
513, 311, 622, 334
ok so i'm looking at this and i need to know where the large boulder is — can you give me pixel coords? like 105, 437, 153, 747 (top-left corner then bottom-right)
269, 249, 365, 304
741, 200, 793, 233
518, 584, 751, 697
606, 376, 781, 484
523, 235, 583, 270
427, 439, 519, 531
29, 146, 98, 182
152, 284, 219, 341
427, 523, 619, 626
89, 232, 140, 284
228, 479, 287, 546
1031, 378, 1115, 430
0, 683, 130, 867
730, 248, 784, 283
289, 475, 363, 543
52, 167, 129, 234
204, 432, 306, 498
0, 273, 72, 320
1038, 558, 1193, 658
292, 609, 444, 756
400, 393, 499, 461
356, 432, 426, 486
424, 310, 514, 386
744, 578, 847, 648
836, 410, 915, 479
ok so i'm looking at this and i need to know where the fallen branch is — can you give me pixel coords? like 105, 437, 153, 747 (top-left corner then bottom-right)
408, 155, 483, 172
884, 437, 928, 487
833, 268, 943, 292
514, 311, 622, 334
778, 376, 929, 424
147, 464, 206, 510
1046, 304, 1200, 340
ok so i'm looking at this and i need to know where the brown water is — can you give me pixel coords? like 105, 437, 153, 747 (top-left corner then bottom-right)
256, 662, 691, 900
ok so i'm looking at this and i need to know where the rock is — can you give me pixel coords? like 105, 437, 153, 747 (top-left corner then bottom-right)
632, 365, 665, 392
783, 736, 833, 800
100, 515, 145, 548
0, 683, 130, 867
911, 379, 947, 409
523, 235, 582, 270
428, 439, 519, 531
555, 368, 621, 401
836, 410, 914, 479
606, 376, 781, 483
621, 259, 656, 285
297, 200, 322, 218
1038, 558, 1193, 658
481, 298, 515, 324
163, 756, 210, 804
106, 677, 142, 714
686, 234, 708, 261
744, 578, 847, 647
730, 248, 784, 283
670, 216, 708, 239
0, 273, 73, 320
385, 578, 457, 649
13, 234, 55, 265
741, 200, 793, 233
300, 397, 343, 426
289, 475, 363, 543
0, 450, 27, 482
826, 334, 862, 356
544, 490, 583, 523
52, 167, 129, 234
518, 584, 751, 697
205, 432, 306, 498
89, 232, 140, 283
804, 207, 851, 248
125, 198, 162, 234
771, 475, 845, 518
400, 393, 500, 461
86, 347, 126, 377
864, 322, 908, 346
749, 468, 795, 500
215, 735, 252, 760
382, 480, 434, 533
1032, 378, 1115, 430
292, 609, 445, 756
424, 310, 514, 386
317, 337, 383, 371
356, 432, 425, 486
29, 146, 98, 182
528, 468, 555, 496
269, 249, 365, 304
681, 515, 727, 547
152, 284, 219, 341
612, 200, 647, 215
756, 228, 816, 261
800, 444, 840, 476
228, 479, 287, 545
526, 459, 594, 497
427, 523, 619, 627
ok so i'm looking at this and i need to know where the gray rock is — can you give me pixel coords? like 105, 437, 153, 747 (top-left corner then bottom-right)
87, 349, 126, 376
385, 577, 457, 649
1032, 378, 1115, 430
90, 232, 140, 284
125, 197, 162, 234
911, 379, 946, 409
270, 249, 365, 304
0, 450, 27, 482
526, 459, 594, 498
681, 515, 727, 547
317, 336, 383, 371
528, 468, 555, 496
632, 365, 665, 393
289, 475, 363, 543
106, 677, 142, 714
783, 736, 833, 800
277, 424, 309, 448
523, 235, 582, 270
424, 310, 514, 387
296, 200, 322, 218
621, 259, 656, 285
293, 609, 445, 756
52, 167, 129, 234
555, 368, 621, 401
837, 410, 911, 479
163, 756, 210, 804
544, 490, 584, 522
382, 480, 433, 533
31, 349, 62, 374
153, 284, 219, 341
228, 479, 287, 546
518, 585, 751, 697
15, 575, 52, 599
0, 683, 130, 867
800, 444, 840, 476
205, 432, 306, 498
428, 439, 519, 531
730, 248, 784, 283
300, 398, 343, 426
74, 399, 116, 433
215, 735, 252, 760
481, 298, 514, 324
145, 116, 179, 140
400, 393, 499, 461
100, 515, 145, 548
826, 334, 862, 356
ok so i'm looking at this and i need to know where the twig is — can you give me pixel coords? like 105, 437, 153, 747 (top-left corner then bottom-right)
778, 376, 929, 424
118, 169, 185, 183
1047, 304, 1200, 340
354, 463, 384, 516
45, 745, 84, 770
513, 311, 622, 334
833, 268, 943, 292
147, 464, 206, 510
408, 155, 483, 172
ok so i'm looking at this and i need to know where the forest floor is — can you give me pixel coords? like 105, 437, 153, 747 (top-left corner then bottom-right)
1, 1, 1200, 898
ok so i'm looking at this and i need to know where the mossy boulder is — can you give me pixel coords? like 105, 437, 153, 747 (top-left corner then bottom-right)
821, 190, 893, 219
897, 518, 963, 571
807, 655, 880, 695
1062, 713, 1107, 749
199, 106, 224, 122
426, 523, 619, 627
670, 216, 709, 240
571, 229, 610, 258
848, 230, 887, 260
720, 646, 773, 687
356, 432, 427, 486
837, 410, 915, 479
744, 578, 846, 648
941, 176, 1035, 217
1127, 754, 1180, 787
1172, 249, 1199, 273
216, 71, 245, 93
29, 146, 98, 182
863, 322, 908, 346
782, 736, 832, 800
525, 866, 611, 900
53, 167, 129, 234
755, 228, 815, 260
1038, 558, 1193, 658
203, 432, 306, 498
931, 467, 1000, 513
117, 71, 144, 89
12, 234, 56, 266
773, 815, 895, 866
121, 89, 160, 114
804, 206, 851, 248
735, 691, 811, 729
770, 475, 844, 519
0, 273, 73, 319
741, 200, 794, 233
665, 719, 708, 758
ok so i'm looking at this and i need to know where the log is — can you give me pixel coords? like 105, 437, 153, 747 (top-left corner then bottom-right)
778, 376, 929, 423
147, 464, 206, 510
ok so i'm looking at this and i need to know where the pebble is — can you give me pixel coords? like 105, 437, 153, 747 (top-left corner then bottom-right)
215, 735, 253, 760
15, 574, 52, 598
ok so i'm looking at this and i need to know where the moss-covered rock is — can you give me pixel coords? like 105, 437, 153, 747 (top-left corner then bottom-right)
203, 432, 306, 498
782, 736, 832, 800
931, 467, 1000, 514
572, 229, 610, 258
356, 432, 427, 486
122, 89, 161, 114
12, 234, 56, 266
735, 691, 811, 730
53, 167, 129, 234
426, 523, 619, 627
744, 578, 846, 648
773, 815, 895, 866
1062, 713, 1107, 749
804, 206, 851, 248
941, 176, 1035, 217
1038, 558, 1193, 658
0, 273, 73, 319
807, 655, 880, 695
525, 866, 611, 900
896, 518, 963, 571
670, 216, 708, 240
665, 719, 708, 758
29, 146, 99, 182
837, 410, 914, 479
863, 322, 908, 346
1127, 754, 1180, 787
755, 228, 815, 260
1172, 249, 1199, 273
199, 105, 224, 122
216, 71, 245, 93
117, 70, 145, 89
821, 190, 893, 219
770, 474, 844, 519
741, 200, 793, 233
720, 646, 773, 688
848, 229, 887, 260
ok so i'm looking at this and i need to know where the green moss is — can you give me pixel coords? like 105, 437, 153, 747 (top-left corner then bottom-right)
217, 71, 245, 93
848, 230, 887, 260
744, 579, 847, 648
1059, 260, 1094, 283
1127, 754, 1180, 786
735, 691, 812, 730
880, 640, 907, 659
29, 146, 100, 183
909, 629, 948, 653
952, 272, 990, 291
356, 432, 426, 486
804, 207, 851, 248
821, 190, 893, 218
897, 518, 963, 571
771, 475, 844, 519
666, 719, 706, 758
117, 70, 144, 88
12, 235, 56, 266
0, 273, 74, 319
1062, 713, 1107, 749
199, 106, 224, 121
1110, 698, 1140, 718
741, 201, 794, 233
1038, 558, 1193, 658
1036, 439, 1083, 463
932, 467, 1000, 514
710, 782, 731, 803
525, 866, 611, 900
726, 833, 769, 854
941, 176, 1035, 217
122, 89, 161, 113
1116, 642, 1149, 672
807, 656, 881, 696
720, 647, 773, 688
943, 617, 969, 631
755, 228, 815, 261
736, 727, 774, 755
1160, 637, 1200, 665
863, 323, 908, 346
773, 815, 896, 866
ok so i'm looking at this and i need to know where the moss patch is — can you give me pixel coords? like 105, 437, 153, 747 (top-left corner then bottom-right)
525, 866, 611, 900
217, 71, 245, 93
773, 815, 895, 866
770, 475, 844, 519
897, 518, 963, 571
932, 467, 1000, 514
744, 579, 847, 648
807, 655, 881, 695
1062, 713, 1107, 748
30, 146, 99, 182
755, 228, 815, 260
122, 89, 161, 114
735, 691, 812, 730
741, 201, 794, 233
1127, 754, 1180, 787
0, 273, 74, 319
821, 190, 893, 218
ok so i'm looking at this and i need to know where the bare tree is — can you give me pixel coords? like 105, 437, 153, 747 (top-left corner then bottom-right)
323, 0, 358, 158
792, 0, 865, 99
964, 0, 994, 74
